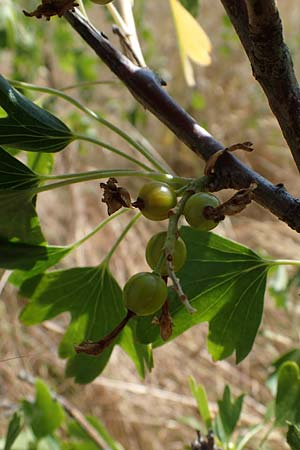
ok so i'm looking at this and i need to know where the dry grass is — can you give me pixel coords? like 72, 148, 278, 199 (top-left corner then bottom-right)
1, 1, 300, 449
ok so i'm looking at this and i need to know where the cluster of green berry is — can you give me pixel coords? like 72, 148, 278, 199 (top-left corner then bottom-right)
124, 181, 221, 317
77, 181, 222, 354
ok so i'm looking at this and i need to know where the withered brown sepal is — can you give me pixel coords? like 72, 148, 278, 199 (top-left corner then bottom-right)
100, 177, 132, 215
23, 0, 79, 21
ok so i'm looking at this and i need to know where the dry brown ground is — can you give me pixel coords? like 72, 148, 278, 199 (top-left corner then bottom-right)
1, 1, 300, 449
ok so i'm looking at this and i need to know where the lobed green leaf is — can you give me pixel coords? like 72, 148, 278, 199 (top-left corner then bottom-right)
20, 264, 152, 383
137, 227, 270, 363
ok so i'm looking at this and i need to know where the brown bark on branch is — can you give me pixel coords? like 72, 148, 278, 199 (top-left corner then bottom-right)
63, 9, 300, 231
220, 0, 300, 171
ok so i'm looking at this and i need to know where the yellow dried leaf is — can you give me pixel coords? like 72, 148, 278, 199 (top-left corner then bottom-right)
169, 0, 212, 85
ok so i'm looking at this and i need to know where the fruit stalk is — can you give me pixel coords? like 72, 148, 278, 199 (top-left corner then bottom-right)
164, 179, 206, 314
75, 310, 135, 356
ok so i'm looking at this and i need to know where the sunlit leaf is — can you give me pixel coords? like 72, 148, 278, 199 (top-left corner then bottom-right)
20, 264, 150, 383
189, 376, 212, 429
137, 227, 270, 363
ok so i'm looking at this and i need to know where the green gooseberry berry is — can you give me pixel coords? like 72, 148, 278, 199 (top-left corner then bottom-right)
183, 192, 220, 231
123, 272, 167, 316
136, 182, 177, 221
146, 231, 187, 276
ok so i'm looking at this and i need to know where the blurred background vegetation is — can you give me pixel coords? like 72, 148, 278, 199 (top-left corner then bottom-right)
1, 1, 300, 449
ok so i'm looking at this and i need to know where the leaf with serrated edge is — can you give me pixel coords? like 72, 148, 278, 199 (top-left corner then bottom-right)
136, 227, 270, 363
20, 265, 149, 383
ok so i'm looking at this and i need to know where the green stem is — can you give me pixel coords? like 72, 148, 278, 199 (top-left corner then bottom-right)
268, 259, 300, 267
164, 176, 208, 314
71, 209, 129, 250
59, 80, 117, 91
35, 170, 185, 193
152, 253, 166, 275
74, 133, 154, 171
257, 423, 275, 450
103, 212, 141, 265
77, 0, 88, 19
9, 80, 168, 173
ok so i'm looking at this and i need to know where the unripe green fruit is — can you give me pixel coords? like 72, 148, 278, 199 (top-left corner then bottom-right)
123, 272, 167, 316
90, 0, 113, 4
146, 232, 187, 276
184, 192, 220, 231
137, 182, 177, 221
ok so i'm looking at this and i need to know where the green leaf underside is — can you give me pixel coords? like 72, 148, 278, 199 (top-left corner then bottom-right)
0, 147, 44, 244
0, 75, 73, 152
20, 265, 151, 383
275, 361, 300, 425
137, 227, 270, 363
22, 379, 64, 439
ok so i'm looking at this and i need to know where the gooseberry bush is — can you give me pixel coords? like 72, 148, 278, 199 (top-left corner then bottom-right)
1, 0, 300, 449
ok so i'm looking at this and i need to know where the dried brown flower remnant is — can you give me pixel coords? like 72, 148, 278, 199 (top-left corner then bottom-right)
152, 298, 173, 341
23, 0, 79, 20
100, 178, 132, 215
205, 183, 257, 221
